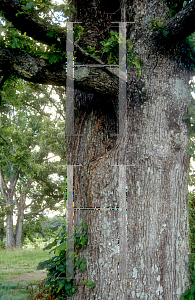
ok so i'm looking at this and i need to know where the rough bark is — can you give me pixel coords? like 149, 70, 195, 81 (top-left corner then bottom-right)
152, 0, 195, 48
1, 0, 195, 297
0, 48, 119, 96
64, 1, 192, 299
66, 58, 191, 300
6, 207, 14, 248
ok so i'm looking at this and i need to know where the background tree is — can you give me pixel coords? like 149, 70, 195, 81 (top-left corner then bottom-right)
1, 0, 195, 298
0, 78, 66, 248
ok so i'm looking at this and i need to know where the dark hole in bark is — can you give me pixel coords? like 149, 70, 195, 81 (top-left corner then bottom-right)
75, 90, 118, 147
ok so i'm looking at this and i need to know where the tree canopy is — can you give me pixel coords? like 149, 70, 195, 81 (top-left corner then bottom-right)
1, 0, 195, 94
0, 78, 66, 247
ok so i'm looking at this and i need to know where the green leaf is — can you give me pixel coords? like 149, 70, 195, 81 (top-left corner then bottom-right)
80, 262, 86, 272
37, 260, 50, 270
180, 288, 191, 297
43, 240, 57, 251
49, 54, 60, 64
75, 259, 81, 267
55, 241, 67, 255
71, 286, 77, 293
190, 284, 195, 293
80, 236, 88, 246
57, 283, 64, 293
82, 223, 88, 231
11, 37, 21, 48
162, 29, 169, 37
191, 269, 195, 282
24, 1, 37, 10
189, 148, 194, 156
87, 280, 95, 289
46, 31, 55, 38
83, 279, 88, 285
65, 283, 72, 291
182, 113, 191, 120
62, 185, 66, 191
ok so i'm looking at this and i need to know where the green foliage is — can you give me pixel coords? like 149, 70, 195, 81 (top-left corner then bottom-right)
180, 253, 195, 299
0, 0, 76, 66
185, 33, 195, 72
37, 219, 95, 298
22, 214, 54, 245
149, 18, 169, 37
74, 24, 83, 42
163, 0, 189, 17
179, 192, 195, 299
0, 241, 5, 250
86, 30, 141, 77
83, 279, 95, 289
100, 30, 120, 64
189, 192, 195, 251
0, 78, 66, 247
0, 16, 66, 65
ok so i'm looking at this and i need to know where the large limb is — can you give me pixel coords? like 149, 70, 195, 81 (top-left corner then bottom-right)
153, 0, 195, 48
0, 0, 66, 47
0, 48, 119, 97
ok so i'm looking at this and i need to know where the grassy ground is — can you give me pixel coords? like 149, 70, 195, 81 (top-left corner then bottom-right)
0, 246, 51, 300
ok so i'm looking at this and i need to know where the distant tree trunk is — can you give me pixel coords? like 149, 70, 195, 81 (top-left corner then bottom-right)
15, 194, 25, 247
6, 202, 15, 249
15, 179, 32, 248
0, 218, 5, 242
0, 167, 21, 248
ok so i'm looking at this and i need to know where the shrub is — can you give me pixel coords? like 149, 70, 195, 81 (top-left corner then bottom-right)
37, 219, 94, 299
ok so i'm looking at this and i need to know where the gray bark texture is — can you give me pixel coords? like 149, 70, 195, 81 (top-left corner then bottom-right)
67, 65, 191, 300
0, 0, 194, 298
65, 1, 192, 299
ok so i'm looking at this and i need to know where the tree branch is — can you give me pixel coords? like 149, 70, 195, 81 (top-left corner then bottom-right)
24, 197, 43, 209
0, 169, 9, 199
153, 0, 195, 48
24, 203, 61, 217
0, 0, 66, 47
0, 48, 119, 97
10, 167, 21, 199
22, 179, 33, 194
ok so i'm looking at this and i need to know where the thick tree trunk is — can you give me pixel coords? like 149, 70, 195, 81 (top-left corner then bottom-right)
0, 0, 193, 297
68, 62, 191, 300
66, 2, 192, 294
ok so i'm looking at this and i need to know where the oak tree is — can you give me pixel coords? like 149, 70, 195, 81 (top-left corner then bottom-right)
1, 0, 195, 298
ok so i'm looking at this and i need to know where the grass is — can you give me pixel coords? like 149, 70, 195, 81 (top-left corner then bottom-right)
0, 246, 52, 300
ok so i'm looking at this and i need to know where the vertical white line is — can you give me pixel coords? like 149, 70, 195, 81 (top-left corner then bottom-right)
66, 165, 74, 278
66, 22, 74, 136
119, 22, 127, 137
